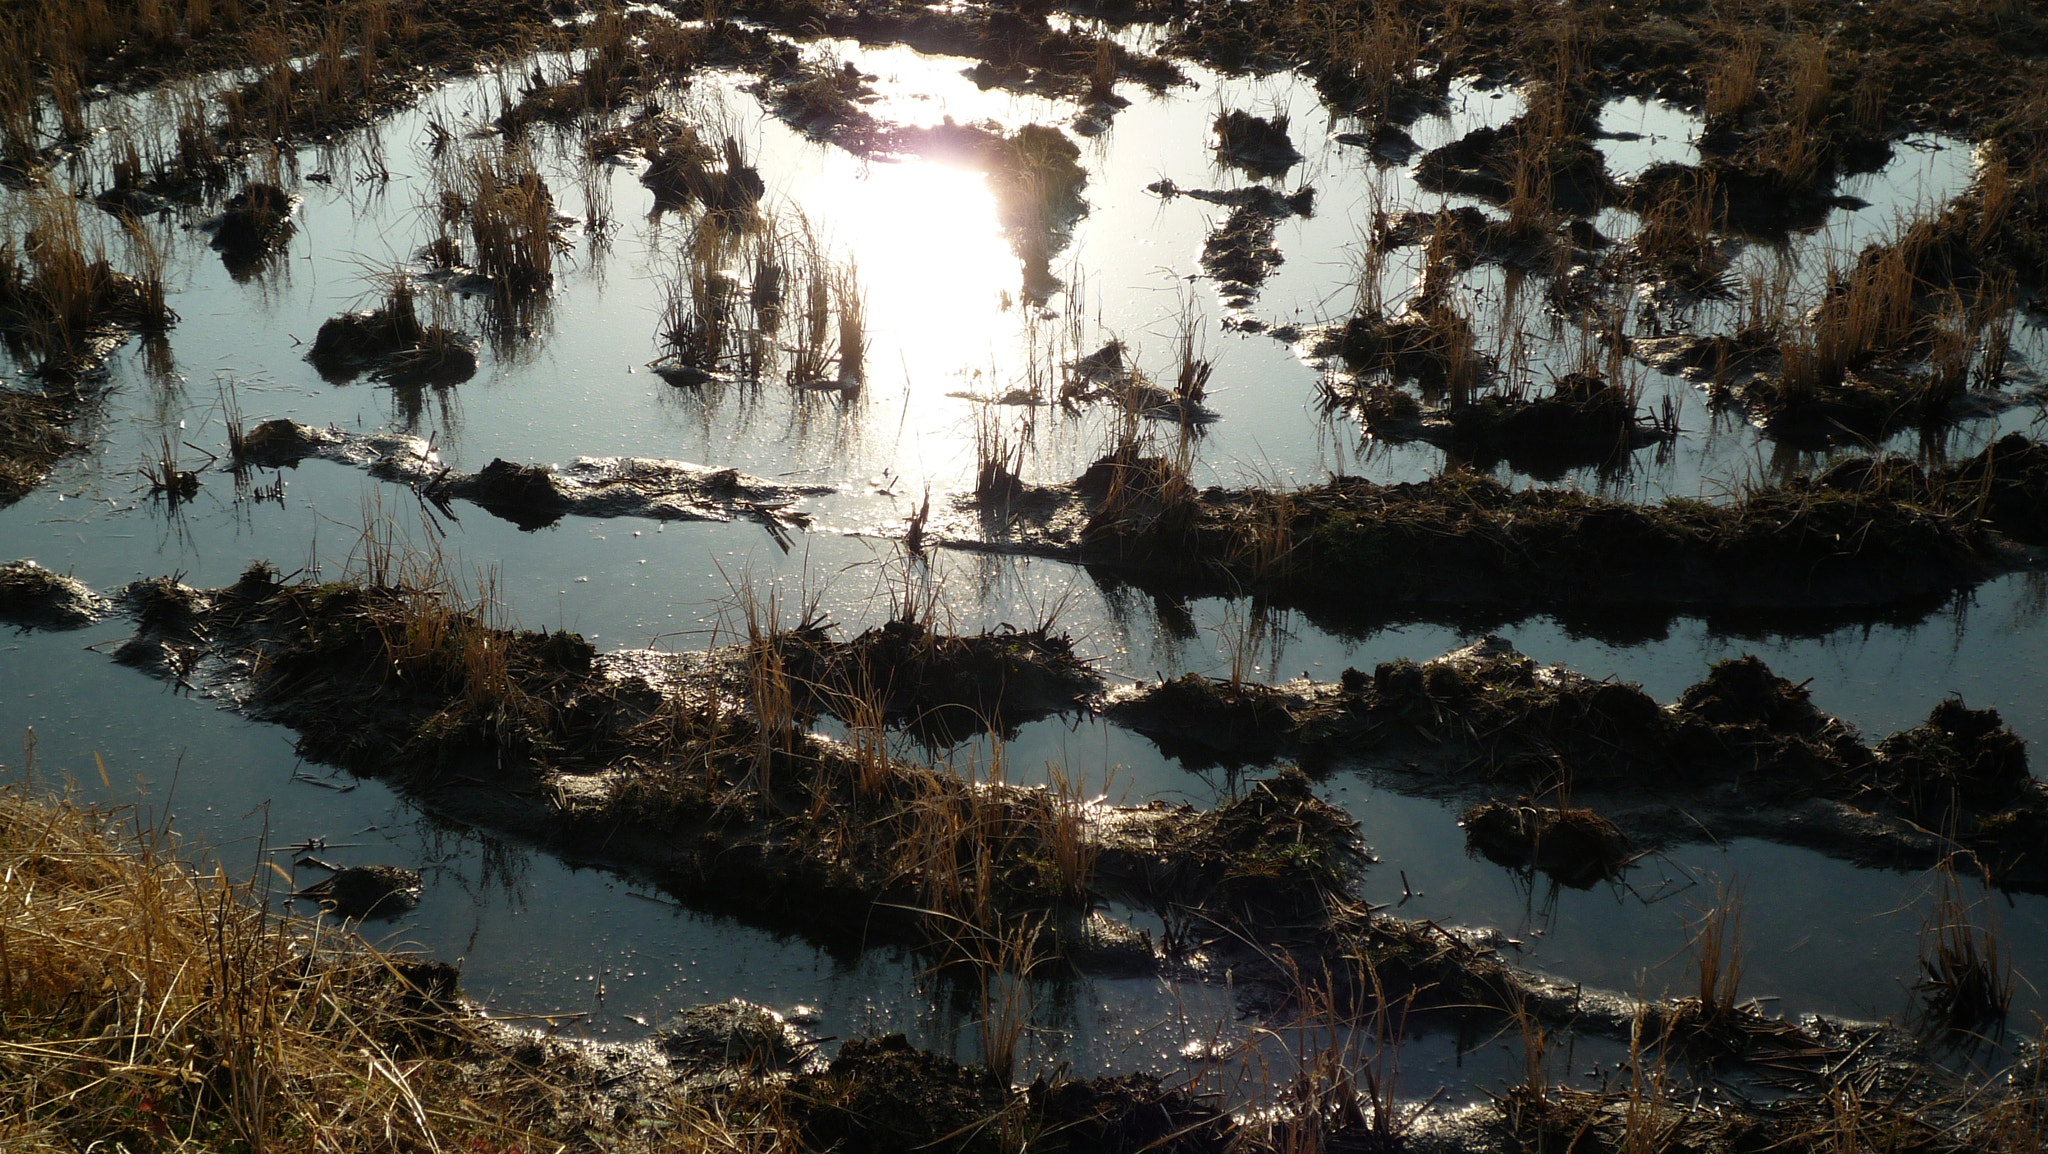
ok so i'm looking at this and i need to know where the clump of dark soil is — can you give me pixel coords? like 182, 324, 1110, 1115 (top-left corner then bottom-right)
1415, 114, 1615, 214
1057, 337, 1219, 425
290, 863, 423, 919
785, 616, 1103, 740
0, 560, 109, 628
1462, 800, 1633, 888
657, 999, 815, 1073
233, 418, 344, 470
1125, 768, 1365, 928
308, 279, 478, 386
1874, 698, 2032, 826
643, 130, 766, 218
1211, 110, 1300, 175
1329, 300, 1493, 392
1105, 673, 1302, 767
465, 459, 568, 529
208, 182, 295, 276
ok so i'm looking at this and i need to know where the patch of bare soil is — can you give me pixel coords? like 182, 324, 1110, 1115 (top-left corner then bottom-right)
1149, 179, 1314, 309
1324, 369, 1675, 479
308, 287, 478, 387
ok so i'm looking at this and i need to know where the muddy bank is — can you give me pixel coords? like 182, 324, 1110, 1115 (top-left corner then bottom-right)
1171, 0, 2044, 177
33, 563, 1367, 972
1105, 636, 2048, 891
944, 436, 2048, 628
234, 419, 831, 532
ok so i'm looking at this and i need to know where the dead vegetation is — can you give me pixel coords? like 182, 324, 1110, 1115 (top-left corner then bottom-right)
0, 189, 176, 378
0, 782, 745, 1154
1107, 637, 2048, 895
308, 272, 477, 386
39, 544, 1359, 969
980, 432, 2048, 626
0, 386, 83, 503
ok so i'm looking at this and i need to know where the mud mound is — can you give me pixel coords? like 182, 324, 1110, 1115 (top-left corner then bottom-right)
1462, 801, 1633, 888
1328, 369, 1674, 477
1101, 673, 1306, 766
1415, 117, 1614, 213
210, 182, 296, 275
291, 863, 422, 919
657, 999, 813, 1073
0, 560, 110, 628
236, 419, 345, 469
468, 459, 568, 529
1212, 110, 1300, 175
308, 303, 479, 386
1136, 768, 1365, 927
1875, 698, 2032, 823
791, 617, 1102, 739
1674, 655, 1833, 736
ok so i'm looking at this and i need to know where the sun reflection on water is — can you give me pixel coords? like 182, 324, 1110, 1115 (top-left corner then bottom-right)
771, 141, 1049, 488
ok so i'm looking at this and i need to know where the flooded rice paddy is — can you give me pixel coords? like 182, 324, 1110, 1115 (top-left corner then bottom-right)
5, 4, 2048, 1118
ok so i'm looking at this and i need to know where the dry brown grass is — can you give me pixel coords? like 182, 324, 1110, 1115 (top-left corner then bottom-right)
1705, 33, 1763, 122
1916, 858, 2013, 1032
0, 781, 799, 1153
1685, 878, 1744, 1024
0, 188, 176, 374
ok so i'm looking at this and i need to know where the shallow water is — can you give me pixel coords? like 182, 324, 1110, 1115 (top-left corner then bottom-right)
4, 29, 2046, 1090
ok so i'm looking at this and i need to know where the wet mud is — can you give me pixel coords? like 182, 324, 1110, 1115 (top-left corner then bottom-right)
944, 437, 2048, 627
206, 181, 297, 278
0, 559, 110, 629
1105, 637, 2048, 892
1324, 369, 1674, 478
28, 563, 1366, 974
234, 420, 830, 532
308, 297, 479, 386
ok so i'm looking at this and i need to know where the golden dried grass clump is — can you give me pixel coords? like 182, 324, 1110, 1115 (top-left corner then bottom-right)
0, 783, 760, 1153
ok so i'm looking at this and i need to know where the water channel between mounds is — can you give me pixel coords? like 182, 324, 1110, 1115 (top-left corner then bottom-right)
5, 0, 2048, 1121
